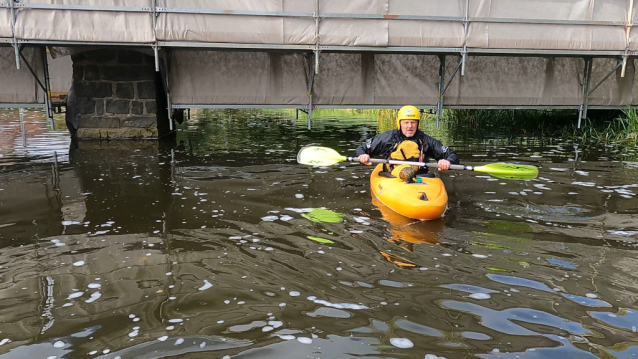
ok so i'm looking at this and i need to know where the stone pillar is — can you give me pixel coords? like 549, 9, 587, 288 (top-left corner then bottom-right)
70, 49, 171, 139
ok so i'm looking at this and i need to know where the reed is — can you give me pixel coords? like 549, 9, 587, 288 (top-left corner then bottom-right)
566, 107, 638, 145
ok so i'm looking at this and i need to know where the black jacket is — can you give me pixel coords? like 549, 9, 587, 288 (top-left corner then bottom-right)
355, 129, 459, 165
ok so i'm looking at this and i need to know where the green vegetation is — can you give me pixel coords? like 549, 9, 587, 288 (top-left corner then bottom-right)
195, 107, 638, 146
444, 109, 575, 139
565, 107, 638, 145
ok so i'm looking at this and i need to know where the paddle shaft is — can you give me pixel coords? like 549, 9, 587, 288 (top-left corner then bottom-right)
345, 157, 472, 170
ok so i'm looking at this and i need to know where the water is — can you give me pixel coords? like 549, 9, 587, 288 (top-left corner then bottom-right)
1, 108, 637, 359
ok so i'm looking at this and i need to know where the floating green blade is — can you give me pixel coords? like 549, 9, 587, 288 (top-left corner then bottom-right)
473, 163, 538, 180
307, 236, 336, 244
297, 146, 348, 166
302, 208, 344, 223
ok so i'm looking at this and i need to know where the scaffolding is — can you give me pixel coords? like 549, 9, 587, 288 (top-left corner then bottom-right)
2, 0, 638, 128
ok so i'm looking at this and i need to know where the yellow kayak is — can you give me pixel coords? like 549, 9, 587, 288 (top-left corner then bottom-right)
370, 164, 448, 220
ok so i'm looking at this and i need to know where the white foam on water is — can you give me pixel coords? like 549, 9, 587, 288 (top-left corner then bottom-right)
280, 215, 293, 221
297, 337, 312, 344
295, 194, 304, 199
585, 293, 598, 298
310, 298, 368, 310
472, 254, 488, 258
572, 181, 596, 187
53, 341, 65, 348
269, 321, 283, 328
67, 291, 84, 299
198, 280, 213, 291
425, 354, 448, 359
169, 319, 183, 323
174, 338, 184, 345
289, 291, 300, 297
278, 334, 296, 340
262, 326, 274, 332
157, 336, 168, 342
73, 261, 85, 267
86, 292, 101, 303
390, 338, 414, 348
87, 283, 101, 289
469, 293, 491, 300
261, 216, 278, 222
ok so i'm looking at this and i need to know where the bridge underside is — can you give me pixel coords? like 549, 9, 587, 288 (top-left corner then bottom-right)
2, 0, 638, 136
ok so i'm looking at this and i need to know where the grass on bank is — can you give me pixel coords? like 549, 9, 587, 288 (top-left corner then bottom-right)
565, 107, 638, 145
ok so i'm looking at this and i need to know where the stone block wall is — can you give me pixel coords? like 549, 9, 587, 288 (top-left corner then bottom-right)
71, 49, 168, 139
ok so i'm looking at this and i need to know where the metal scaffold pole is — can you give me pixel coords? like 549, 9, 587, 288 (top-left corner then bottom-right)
9, 0, 20, 69
436, 55, 446, 128
42, 47, 54, 126
577, 58, 593, 129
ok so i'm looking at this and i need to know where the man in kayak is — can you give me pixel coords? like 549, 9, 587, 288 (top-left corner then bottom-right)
355, 105, 459, 181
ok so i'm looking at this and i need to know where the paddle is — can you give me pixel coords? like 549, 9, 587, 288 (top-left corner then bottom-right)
297, 146, 538, 180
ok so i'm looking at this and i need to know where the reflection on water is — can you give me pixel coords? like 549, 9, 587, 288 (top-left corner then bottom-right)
0, 109, 637, 358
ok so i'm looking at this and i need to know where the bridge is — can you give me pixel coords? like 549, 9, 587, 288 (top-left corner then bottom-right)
2, 0, 638, 138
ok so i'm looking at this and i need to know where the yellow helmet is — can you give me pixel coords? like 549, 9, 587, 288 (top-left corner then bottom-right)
396, 105, 420, 129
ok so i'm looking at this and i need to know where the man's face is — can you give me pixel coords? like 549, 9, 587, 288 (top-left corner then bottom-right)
400, 119, 419, 137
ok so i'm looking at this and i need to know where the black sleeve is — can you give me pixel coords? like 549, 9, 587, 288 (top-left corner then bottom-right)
425, 135, 459, 164
354, 130, 395, 157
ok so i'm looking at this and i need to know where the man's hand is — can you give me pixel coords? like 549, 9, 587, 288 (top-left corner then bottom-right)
438, 159, 451, 170
358, 154, 372, 165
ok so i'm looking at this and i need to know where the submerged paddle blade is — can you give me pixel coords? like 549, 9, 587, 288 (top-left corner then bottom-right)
302, 208, 344, 223
297, 146, 348, 166
474, 163, 539, 180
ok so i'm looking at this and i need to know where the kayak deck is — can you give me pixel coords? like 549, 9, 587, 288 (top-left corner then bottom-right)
370, 164, 448, 220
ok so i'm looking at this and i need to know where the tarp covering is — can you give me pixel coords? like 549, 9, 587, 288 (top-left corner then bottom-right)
0, 10, 12, 39
169, 51, 638, 106
467, 0, 628, 50
48, 53, 72, 93
170, 51, 309, 105
5, 0, 635, 50
0, 47, 44, 104
14, 0, 154, 43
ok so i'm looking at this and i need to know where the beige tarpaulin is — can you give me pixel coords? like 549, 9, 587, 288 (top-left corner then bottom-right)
170, 51, 309, 105
0, 10, 12, 39
169, 51, 637, 106
14, 0, 154, 43
467, 0, 628, 50
0, 47, 44, 104
48, 53, 72, 93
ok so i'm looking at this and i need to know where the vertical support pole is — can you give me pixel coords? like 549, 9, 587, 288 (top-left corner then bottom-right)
9, 0, 20, 69
314, 0, 320, 75
436, 55, 446, 128
41, 46, 54, 126
296, 109, 299, 119
623, 1, 634, 77
152, 0, 160, 72
582, 58, 593, 121
159, 50, 173, 131
577, 58, 592, 129
461, 0, 470, 76
621, 53, 628, 77
306, 53, 315, 130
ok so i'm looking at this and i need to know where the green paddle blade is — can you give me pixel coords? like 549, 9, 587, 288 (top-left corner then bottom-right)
297, 146, 347, 166
473, 163, 539, 180
302, 208, 344, 223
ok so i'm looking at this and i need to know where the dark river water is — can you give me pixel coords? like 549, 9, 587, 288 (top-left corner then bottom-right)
1, 108, 637, 359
